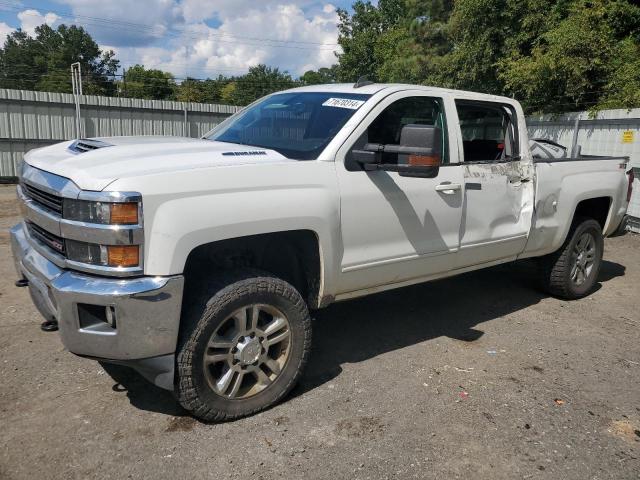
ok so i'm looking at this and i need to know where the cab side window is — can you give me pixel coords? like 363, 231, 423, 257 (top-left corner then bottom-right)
347, 96, 448, 169
455, 101, 518, 163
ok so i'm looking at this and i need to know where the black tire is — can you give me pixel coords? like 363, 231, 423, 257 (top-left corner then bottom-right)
538, 217, 604, 299
175, 269, 312, 421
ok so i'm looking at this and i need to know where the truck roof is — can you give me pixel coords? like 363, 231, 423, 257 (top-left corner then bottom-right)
283, 83, 516, 104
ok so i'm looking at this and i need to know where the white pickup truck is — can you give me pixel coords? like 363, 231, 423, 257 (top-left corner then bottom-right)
11, 84, 633, 421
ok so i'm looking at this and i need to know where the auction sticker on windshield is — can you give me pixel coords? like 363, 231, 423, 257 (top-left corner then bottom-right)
322, 98, 366, 109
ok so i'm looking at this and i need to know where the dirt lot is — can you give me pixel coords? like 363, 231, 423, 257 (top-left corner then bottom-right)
0, 183, 639, 479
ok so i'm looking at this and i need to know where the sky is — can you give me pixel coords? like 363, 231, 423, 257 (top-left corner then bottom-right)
0, 0, 357, 79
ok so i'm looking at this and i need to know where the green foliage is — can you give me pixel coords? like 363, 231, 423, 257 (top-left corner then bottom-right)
334, 0, 406, 82
498, 0, 640, 112
300, 66, 338, 85
223, 65, 297, 105
333, 0, 640, 112
120, 65, 175, 100
174, 76, 227, 103
0, 24, 119, 95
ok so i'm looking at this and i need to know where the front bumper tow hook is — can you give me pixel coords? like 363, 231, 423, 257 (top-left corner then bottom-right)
40, 320, 59, 332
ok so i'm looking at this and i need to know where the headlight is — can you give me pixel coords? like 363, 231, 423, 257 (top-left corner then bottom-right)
66, 240, 140, 268
63, 199, 139, 225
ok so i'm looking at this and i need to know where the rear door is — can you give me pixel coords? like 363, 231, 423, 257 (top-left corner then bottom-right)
453, 100, 534, 267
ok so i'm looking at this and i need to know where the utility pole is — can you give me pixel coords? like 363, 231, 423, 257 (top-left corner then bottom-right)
70, 62, 84, 139
122, 67, 127, 98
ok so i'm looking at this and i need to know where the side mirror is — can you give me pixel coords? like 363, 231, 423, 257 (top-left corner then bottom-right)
397, 124, 442, 178
352, 124, 442, 178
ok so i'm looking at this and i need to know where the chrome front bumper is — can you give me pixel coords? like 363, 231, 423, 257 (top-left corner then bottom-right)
10, 222, 184, 390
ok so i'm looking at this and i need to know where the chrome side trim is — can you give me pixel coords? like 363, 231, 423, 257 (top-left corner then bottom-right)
65, 258, 143, 277
59, 219, 144, 245
77, 190, 142, 203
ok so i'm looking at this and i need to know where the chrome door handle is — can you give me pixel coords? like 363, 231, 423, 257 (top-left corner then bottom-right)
435, 183, 461, 194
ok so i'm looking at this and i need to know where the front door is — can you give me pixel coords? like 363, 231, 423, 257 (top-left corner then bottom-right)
453, 100, 534, 267
335, 92, 464, 295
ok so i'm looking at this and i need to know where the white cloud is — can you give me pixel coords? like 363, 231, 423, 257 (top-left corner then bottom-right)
17, 1, 341, 78
0, 21, 14, 45
59, 0, 184, 46
187, 4, 340, 76
17, 9, 59, 35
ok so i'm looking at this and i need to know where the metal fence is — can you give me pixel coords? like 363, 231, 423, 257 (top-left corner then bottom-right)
527, 108, 640, 231
527, 108, 640, 168
0, 88, 240, 179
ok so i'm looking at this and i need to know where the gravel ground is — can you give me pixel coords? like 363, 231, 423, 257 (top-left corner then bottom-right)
0, 184, 639, 479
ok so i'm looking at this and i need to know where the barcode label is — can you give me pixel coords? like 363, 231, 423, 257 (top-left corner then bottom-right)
322, 98, 366, 109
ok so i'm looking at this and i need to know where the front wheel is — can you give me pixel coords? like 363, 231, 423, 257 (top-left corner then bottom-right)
176, 269, 312, 421
538, 218, 604, 299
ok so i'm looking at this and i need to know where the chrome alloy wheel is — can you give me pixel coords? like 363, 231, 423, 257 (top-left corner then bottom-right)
571, 232, 596, 286
203, 304, 292, 399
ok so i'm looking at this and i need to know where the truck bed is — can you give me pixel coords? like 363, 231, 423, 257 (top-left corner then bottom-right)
521, 155, 630, 259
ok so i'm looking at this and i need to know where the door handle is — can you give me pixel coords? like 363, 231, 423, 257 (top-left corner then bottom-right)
435, 183, 461, 194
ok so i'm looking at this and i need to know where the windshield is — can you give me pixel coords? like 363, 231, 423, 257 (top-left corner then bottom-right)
206, 92, 371, 160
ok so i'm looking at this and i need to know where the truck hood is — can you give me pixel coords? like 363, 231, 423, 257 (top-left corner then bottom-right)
23, 136, 295, 191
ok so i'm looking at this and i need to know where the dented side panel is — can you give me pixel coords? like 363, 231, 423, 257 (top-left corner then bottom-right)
521, 159, 629, 259
451, 98, 536, 267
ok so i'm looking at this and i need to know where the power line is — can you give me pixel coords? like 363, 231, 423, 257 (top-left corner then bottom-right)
0, 1, 340, 50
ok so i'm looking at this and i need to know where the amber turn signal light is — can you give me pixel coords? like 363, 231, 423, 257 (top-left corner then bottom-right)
107, 245, 139, 267
408, 155, 441, 167
110, 203, 138, 224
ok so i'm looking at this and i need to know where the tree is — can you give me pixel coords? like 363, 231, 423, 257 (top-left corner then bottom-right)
300, 66, 338, 85
333, 0, 640, 112
497, 0, 640, 112
120, 65, 175, 100
335, 0, 406, 82
0, 24, 119, 95
225, 65, 297, 105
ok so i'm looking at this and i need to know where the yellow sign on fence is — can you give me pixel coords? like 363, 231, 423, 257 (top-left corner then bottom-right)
622, 130, 634, 143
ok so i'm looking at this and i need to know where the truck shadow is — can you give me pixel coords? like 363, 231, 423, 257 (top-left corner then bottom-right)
101, 259, 625, 417
294, 258, 625, 396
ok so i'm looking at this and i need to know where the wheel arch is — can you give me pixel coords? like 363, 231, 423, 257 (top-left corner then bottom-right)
181, 230, 324, 310
572, 196, 612, 232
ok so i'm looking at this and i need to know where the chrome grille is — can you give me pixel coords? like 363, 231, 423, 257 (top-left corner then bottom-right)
27, 221, 65, 255
21, 182, 63, 214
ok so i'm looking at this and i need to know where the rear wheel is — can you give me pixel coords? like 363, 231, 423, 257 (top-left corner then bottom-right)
176, 269, 312, 421
539, 218, 604, 299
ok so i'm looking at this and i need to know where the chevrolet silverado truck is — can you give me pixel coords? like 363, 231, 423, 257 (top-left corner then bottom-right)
11, 84, 633, 421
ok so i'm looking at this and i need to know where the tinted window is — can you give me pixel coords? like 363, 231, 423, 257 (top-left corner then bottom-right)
456, 101, 518, 162
207, 92, 371, 160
